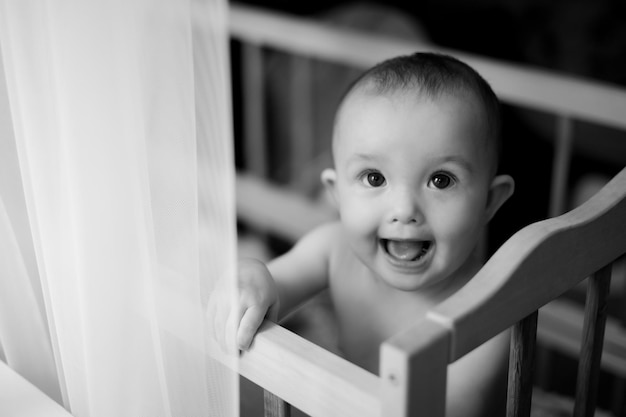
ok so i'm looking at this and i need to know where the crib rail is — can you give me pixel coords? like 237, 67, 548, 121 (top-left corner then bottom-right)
228, 3, 626, 131
236, 173, 336, 242
236, 322, 380, 417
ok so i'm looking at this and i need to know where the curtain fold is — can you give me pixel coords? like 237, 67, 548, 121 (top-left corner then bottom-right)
0, 0, 238, 416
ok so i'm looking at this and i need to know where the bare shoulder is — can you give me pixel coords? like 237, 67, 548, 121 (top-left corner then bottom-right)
308, 221, 343, 239
270, 221, 342, 283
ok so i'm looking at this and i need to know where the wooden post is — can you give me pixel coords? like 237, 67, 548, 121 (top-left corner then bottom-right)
549, 115, 573, 217
242, 43, 267, 177
264, 390, 291, 417
611, 255, 626, 416
380, 320, 450, 417
506, 311, 538, 417
574, 263, 612, 417
288, 55, 314, 188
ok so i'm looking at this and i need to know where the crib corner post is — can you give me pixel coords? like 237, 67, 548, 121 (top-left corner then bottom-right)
380, 320, 450, 417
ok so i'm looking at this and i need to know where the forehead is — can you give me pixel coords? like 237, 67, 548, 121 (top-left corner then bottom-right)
333, 90, 490, 161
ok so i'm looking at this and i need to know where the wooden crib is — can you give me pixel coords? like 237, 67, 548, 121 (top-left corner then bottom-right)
228, 3, 626, 417
2, 4, 625, 417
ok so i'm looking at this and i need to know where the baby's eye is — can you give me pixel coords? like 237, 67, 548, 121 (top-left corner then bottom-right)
362, 171, 386, 187
429, 172, 454, 189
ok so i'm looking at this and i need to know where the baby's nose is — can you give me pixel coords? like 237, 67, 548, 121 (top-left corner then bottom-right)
389, 189, 423, 224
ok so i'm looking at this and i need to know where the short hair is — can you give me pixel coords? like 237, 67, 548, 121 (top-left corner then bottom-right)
336, 52, 503, 174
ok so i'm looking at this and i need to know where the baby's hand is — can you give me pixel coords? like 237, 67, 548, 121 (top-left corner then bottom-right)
207, 258, 279, 353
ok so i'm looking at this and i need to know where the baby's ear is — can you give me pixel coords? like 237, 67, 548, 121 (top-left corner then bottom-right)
485, 174, 515, 223
321, 168, 338, 207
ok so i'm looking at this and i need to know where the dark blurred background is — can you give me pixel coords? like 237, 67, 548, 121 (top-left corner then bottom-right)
231, 0, 626, 253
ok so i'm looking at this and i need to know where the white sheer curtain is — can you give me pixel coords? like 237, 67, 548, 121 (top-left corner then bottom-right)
0, 0, 238, 416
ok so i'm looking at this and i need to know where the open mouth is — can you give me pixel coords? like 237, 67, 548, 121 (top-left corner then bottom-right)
381, 239, 432, 262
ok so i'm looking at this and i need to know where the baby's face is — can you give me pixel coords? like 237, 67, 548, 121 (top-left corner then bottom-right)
330, 91, 494, 291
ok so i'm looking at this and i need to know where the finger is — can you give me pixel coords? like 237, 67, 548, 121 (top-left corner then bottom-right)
267, 299, 280, 323
237, 306, 267, 351
225, 304, 246, 355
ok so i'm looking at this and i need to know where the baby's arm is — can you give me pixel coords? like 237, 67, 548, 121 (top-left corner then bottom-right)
213, 222, 338, 352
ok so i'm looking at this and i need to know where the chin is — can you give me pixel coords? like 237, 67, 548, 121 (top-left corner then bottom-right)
379, 270, 436, 292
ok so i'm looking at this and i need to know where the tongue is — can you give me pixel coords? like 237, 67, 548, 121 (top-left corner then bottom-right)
386, 240, 425, 261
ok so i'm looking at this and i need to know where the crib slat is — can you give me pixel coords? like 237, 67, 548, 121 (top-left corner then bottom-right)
549, 115, 573, 217
611, 255, 626, 416
288, 55, 314, 186
573, 263, 612, 417
242, 43, 268, 176
264, 390, 291, 417
506, 311, 538, 417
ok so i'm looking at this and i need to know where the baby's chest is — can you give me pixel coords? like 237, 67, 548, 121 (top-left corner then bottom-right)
328, 275, 429, 372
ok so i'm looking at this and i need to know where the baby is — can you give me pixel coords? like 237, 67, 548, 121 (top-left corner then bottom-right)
213, 52, 515, 416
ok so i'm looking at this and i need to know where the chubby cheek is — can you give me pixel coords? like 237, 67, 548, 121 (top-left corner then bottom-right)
338, 199, 381, 247
434, 202, 485, 257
